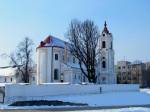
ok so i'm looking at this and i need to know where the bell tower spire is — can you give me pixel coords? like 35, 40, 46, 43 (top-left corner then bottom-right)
102, 21, 109, 34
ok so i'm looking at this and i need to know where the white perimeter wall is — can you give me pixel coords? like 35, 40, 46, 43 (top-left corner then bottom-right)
5, 84, 139, 103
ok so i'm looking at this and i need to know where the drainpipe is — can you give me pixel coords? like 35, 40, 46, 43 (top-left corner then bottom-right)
51, 47, 53, 82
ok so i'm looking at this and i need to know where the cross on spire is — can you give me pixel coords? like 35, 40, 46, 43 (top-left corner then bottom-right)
104, 21, 107, 27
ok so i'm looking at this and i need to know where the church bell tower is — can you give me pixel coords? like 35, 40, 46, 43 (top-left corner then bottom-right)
97, 21, 116, 84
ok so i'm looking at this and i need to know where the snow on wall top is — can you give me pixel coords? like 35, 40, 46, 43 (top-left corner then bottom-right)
37, 35, 69, 49
0, 68, 16, 76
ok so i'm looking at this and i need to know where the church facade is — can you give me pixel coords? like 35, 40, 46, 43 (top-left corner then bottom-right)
36, 22, 116, 84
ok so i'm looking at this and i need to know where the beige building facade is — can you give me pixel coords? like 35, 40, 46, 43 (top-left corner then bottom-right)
116, 61, 150, 87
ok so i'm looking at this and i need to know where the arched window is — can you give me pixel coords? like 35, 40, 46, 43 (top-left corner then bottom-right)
102, 61, 106, 68
55, 54, 58, 60
102, 41, 106, 48
54, 69, 59, 80
74, 74, 76, 79
11, 78, 13, 82
111, 42, 113, 49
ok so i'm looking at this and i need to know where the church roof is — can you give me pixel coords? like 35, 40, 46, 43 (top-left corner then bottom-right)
102, 21, 110, 34
37, 35, 69, 49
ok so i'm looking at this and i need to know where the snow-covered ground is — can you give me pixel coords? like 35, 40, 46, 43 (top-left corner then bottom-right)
31, 89, 150, 107
0, 106, 150, 112
71, 108, 150, 112
0, 89, 150, 111
77, 108, 150, 112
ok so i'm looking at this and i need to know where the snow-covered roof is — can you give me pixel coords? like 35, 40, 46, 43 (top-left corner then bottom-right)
37, 35, 69, 49
0, 68, 16, 76
132, 60, 142, 65
0, 83, 14, 87
62, 63, 81, 70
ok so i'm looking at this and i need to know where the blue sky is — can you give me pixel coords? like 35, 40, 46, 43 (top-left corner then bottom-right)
0, 0, 150, 66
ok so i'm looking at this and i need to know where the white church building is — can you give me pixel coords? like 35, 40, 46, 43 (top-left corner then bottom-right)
4, 22, 140, 104
36, 22, 116, 84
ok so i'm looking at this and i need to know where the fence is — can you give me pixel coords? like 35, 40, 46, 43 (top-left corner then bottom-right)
5, 83, 139, 103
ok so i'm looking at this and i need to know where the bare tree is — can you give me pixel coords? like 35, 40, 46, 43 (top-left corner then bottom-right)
67, 20, 100, 83
8, 37, 34, 83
